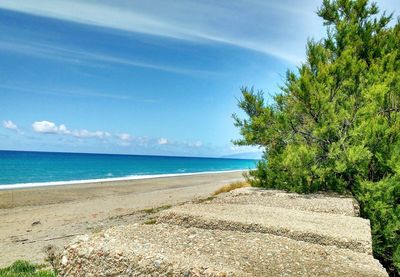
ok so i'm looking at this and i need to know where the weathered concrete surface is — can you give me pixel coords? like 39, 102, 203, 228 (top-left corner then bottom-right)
158, 203, 371, 254
214, 187, 359, 216
59, 187, 388, 276
60, 224, 387, 277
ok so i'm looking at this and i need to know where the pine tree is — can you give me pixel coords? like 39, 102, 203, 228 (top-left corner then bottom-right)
234, 0, 400, 274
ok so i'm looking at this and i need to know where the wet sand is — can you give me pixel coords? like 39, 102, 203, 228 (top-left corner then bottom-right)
0, 171, 245, 266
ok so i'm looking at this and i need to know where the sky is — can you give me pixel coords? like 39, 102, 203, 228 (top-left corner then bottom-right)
0, 0, 398, 157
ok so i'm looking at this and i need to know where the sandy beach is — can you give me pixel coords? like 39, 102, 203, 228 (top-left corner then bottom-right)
0, 171, 245, 266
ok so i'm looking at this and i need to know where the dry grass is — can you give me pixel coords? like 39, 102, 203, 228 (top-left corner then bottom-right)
213, 181, 250, 196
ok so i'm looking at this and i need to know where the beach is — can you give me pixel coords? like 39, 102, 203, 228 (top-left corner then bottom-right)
0, 171, 245, 266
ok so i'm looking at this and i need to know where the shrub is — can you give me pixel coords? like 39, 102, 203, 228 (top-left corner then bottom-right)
355, 178, 400, 274
0, 260, 55, 277
233, 0, 400, 275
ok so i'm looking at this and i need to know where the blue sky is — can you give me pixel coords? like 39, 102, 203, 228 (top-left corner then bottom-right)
0, 0, 398, 157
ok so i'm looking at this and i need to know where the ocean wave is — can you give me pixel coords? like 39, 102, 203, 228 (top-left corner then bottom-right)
0, 170, 245, 190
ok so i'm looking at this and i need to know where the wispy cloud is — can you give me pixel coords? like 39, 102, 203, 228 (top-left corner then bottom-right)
72, 129, 111, 139
186, 141, 203, 148
157, 138, 203, 148
117, 133, 133, 142
158, 138, 169, 145
2, 120, 21, 133
0, 0, 324, 63
117, 133, 133, 146
0, 40, 217, 76
0, 84, 158, 102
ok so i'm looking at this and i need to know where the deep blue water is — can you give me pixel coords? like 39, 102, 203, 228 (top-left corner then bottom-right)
0, 150, 257, 186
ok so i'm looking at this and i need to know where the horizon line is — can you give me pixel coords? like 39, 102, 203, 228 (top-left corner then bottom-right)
0, 149, 260, 161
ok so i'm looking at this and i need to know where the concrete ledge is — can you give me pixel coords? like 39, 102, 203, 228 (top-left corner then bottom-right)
158, 203, 372, 254
215, 187, 358, 216
60, 224, 387, 277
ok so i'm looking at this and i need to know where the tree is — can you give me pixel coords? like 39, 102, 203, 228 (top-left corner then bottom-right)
233, 0, 400, 275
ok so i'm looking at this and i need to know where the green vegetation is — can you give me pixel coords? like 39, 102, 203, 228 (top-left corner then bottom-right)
0, 260, 55, 277
356, 179, 400, 275
195, 196, 215, 204
213, 181, 250, 195
233, 0, 400, 275
144, 219, 157, 225
142, 204, 172, 214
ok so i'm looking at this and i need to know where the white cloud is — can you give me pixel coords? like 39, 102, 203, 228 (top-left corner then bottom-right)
2, 120, 19, 132
32, 120, 111, 139
116, 133, 133, 146
58, 124, 71, 135
71, 129, 111, 139
156, 138, 203, 148
184, 140, 203, 148
117, 133, 133, 141
191, 141, 202, 147
158, 138, 169, 145
32, 120, 59, 134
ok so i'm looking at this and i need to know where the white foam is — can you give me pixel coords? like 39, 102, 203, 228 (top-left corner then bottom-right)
0, 170, 245, 190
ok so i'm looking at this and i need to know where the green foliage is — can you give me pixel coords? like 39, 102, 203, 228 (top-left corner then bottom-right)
355, 178, 400, 274
142, 204, 172, 214
0, 260, 55, 277
233, 0, 400, 275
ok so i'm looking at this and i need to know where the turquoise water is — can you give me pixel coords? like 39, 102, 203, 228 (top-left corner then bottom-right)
0, 150, 257, 186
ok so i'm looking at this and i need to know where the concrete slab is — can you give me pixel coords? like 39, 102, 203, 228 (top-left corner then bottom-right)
158, 203, 372, 254
214, 187, 358, 216
59, 224, 387, 277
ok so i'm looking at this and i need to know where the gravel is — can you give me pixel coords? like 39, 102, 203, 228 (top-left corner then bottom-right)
59, 223, 387, 277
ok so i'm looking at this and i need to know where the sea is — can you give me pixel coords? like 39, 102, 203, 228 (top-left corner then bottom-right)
0, 150, 257, 189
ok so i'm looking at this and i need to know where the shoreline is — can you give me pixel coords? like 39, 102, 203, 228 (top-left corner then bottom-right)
0, 171, 246, 209
0, 169, 247, 191
0, 171, 245, 266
